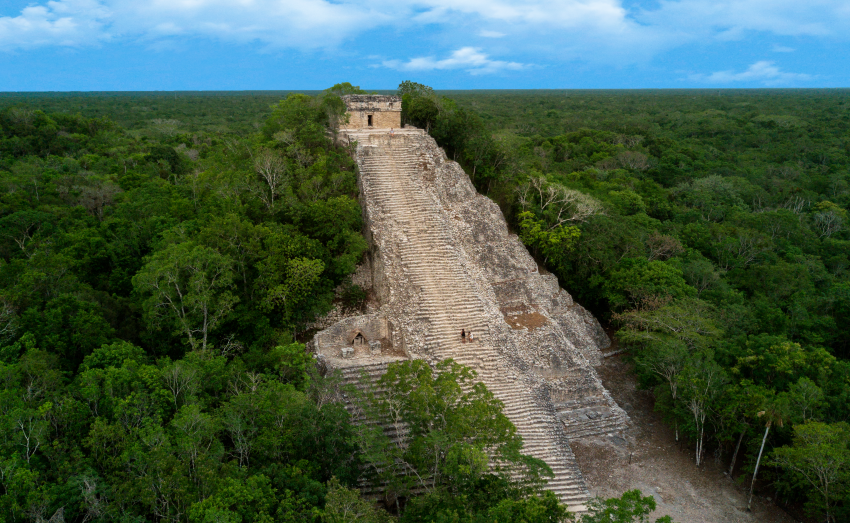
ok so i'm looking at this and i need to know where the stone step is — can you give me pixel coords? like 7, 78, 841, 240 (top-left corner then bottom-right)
346, 137, 596, 509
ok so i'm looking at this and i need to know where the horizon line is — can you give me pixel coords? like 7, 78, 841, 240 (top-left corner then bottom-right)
1, 87, 849, 95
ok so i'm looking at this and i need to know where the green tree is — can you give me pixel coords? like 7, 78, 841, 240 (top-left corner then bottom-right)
218, 379, 357, 480
582, 490, 672, 523
679, 353, 727, 466
321, 477, 393, 523
257, 257, 324, 323
170, 403, 222, 489
268, 343, 313, 390
133, 242, 238, 351
358, 359, 552, 508
397, 81, 434, 99
80, 340, 148, 370
603, 259, 696, 311
732, 337, 836, 392
188, 474, 315, 523
616, 298, 720, 355
319, 85, 360, 140
746, 399, 786, 512
632, 342, 688, 441
811, 201, 847, 238
398, 81, 439, 132
405, 97, 440, 133
517, 211, 581, 266
324, 83, 367, 96
782, 377, 824, 424
0, 210, 55, 259
195, 214, 265, 299
262, 93, 330, 150
675, 175, 746, 222
486, 491, 572, 523
769, 421, 850, 523
19, 293, 116, 370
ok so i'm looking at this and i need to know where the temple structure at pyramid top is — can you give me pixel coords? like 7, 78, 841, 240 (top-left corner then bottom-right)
340, 95, 402, 130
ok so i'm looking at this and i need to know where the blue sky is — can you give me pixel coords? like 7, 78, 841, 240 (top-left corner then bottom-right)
0, 0, 848, 90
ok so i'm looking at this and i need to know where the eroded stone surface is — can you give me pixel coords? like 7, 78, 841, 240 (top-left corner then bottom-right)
339, 95, 402, 130
314, 127, 628, 510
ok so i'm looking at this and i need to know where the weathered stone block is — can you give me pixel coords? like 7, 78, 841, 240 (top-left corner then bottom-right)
339, 95, 401, 130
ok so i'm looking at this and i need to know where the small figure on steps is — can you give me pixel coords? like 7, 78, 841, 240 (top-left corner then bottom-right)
469, 332, 474, 342
461, 329, 466, 342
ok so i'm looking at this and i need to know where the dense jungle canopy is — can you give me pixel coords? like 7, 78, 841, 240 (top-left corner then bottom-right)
407, 86, 850, 523
0, 86, 848, 522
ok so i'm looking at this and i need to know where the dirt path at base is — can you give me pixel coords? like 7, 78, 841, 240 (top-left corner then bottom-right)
571, 355, 797, 523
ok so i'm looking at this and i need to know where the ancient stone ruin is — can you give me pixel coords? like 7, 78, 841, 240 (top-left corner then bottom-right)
339, 95, 402, 130
314, 96, 628, 512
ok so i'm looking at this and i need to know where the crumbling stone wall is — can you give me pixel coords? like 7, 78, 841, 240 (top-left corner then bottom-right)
314, 128, 627, 510
313, 313, 404, 361
404, 132, 624, 424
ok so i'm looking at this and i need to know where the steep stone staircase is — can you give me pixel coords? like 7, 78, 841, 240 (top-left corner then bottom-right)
352, 133, 591, 509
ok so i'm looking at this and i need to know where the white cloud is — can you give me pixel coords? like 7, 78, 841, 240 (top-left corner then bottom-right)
688, 61, 813, 86
112, 0, 386, 49
410, 0, 628, 29
773, 45, 795, 52
383, 47, 528, 75
0, 0, 849, 73
0, 0, 111, 50
0, 0, 387, 51
641, 0, 849, 39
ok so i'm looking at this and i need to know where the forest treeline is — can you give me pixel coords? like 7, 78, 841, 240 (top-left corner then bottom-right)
400, 85, 850, 522
0, 86, 672, 523
0, 91, 315, 136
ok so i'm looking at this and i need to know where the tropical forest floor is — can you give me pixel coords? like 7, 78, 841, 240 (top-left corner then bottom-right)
572, 354, 798, 523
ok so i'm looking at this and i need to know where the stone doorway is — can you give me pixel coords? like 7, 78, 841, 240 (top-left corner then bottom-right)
351, 330, 367, 346
367, 115, 373, 127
